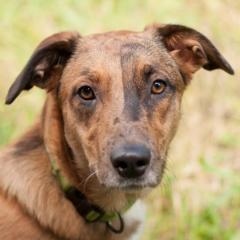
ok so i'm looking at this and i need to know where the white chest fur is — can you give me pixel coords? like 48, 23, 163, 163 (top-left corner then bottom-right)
124, 200, 146, 240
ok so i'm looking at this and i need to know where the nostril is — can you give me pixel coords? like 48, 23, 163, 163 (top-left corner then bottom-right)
114, 160, 128, 172
136, 160, 148, 168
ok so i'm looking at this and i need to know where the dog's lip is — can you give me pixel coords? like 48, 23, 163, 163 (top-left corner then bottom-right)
122, 181, 158, 189
100, 179, 158, 191
119, 184, 153, 192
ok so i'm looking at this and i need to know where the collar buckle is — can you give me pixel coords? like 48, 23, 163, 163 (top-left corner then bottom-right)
106, 212, 124, 234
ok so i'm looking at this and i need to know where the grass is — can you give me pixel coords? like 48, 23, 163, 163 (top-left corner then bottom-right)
0, 1, 240, 239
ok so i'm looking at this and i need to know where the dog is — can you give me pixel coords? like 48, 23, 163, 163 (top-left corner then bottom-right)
0, 23, 234, 240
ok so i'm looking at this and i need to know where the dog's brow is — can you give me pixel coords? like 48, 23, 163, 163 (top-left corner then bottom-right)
80, 68, 91, 76
80, 68, 100, 83
143, 64, 153, 76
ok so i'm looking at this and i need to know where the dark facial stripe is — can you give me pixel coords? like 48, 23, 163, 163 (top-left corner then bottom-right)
120, 43, 145, 121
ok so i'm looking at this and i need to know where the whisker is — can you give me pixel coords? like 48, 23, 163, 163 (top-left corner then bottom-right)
82, 170, 99, 192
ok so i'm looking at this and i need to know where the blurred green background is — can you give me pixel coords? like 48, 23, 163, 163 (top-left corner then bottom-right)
0, 0, 239, 239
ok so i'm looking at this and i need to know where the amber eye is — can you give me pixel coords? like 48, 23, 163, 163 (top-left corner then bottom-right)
77, 86, 95, 100
151, 80, 167, 94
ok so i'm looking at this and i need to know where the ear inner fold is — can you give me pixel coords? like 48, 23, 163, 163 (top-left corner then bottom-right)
153, 24, 234, 81
169, 40, 208, 81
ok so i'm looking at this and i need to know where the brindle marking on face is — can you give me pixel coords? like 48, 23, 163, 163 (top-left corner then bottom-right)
119, 40, 179, 124
120, 43, 143, 121
59, 36, 183, 189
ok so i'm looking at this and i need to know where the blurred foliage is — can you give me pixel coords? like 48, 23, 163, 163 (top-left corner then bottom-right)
0, 0, 240, 239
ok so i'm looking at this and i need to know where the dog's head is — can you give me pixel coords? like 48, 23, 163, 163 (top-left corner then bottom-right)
6, 24, 233, 191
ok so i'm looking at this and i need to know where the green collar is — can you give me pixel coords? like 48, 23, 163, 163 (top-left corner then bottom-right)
50, 158, 135, 233
50, 158, 72, 191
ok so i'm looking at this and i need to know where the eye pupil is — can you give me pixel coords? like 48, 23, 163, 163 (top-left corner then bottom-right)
78, 86, 95, 100
154, 82, 161, 89
151, 80, 166, 94
82, 86, 91, 95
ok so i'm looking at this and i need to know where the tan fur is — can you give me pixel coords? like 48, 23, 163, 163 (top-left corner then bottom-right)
0, 24, 233, 240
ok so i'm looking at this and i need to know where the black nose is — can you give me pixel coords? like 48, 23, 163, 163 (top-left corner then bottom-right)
111, 144, 151, 178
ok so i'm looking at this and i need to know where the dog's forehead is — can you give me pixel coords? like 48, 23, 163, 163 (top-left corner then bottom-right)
63, 30, 181, 90
75, 30, 163, 60
71, 30, 178, 75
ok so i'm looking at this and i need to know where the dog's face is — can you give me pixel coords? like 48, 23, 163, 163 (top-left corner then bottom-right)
6, 24, 233, 191
60, 32, 184, 189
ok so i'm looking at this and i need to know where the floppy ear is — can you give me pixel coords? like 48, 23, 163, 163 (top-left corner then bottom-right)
147, 24, 234, 83
5, 31, 80, 104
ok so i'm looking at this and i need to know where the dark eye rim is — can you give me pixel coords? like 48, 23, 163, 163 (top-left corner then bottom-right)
151, 79, 168, 94
77, 85, 96, 101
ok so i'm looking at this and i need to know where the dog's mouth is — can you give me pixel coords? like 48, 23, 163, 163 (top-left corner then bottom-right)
101, 179, 160, 193
116, 180, 159, 191
95, 168, 161, 192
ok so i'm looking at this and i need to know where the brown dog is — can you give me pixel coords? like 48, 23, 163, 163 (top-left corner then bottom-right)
0, 24, 234, 240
